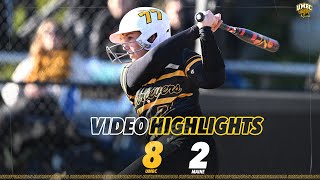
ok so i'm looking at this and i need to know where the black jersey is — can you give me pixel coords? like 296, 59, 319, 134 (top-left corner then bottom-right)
122, 50, 203, 118
117, 23, 222, 176
120, 25, 225, 119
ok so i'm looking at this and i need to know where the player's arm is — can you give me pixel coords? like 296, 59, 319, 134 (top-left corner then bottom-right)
184, 27, 225, 89
126, 25, 200, 93
185, 11, 225, 89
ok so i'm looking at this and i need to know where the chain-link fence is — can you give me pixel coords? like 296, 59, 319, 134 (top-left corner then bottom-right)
0, 0, 205, 174
0, 0, 156, 174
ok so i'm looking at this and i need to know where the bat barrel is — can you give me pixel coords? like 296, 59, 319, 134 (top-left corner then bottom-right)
234, 28, 280, 53
195, 12, 279, 53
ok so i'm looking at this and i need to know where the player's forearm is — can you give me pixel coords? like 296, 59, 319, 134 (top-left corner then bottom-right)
189, 64, 225, 89
199, 27, 225, 71
201, 69, 225, 89
188, 27, 225, 89
200, 27, 225, 88
126, 25, 200, 92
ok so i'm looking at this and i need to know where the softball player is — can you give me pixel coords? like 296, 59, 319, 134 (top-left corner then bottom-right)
107, 7, 224, 174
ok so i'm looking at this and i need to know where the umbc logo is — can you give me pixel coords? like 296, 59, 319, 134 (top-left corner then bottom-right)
296, 2, 313, 18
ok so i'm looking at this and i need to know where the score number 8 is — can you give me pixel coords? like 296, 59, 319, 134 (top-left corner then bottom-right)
142, 141, 163, 169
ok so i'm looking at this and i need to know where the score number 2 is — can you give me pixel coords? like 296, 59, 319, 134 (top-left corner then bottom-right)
138, 9, 163, 24
189, 142, 210, 169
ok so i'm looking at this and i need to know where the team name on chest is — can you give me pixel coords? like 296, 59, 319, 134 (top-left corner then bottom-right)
135, 84, 182, 106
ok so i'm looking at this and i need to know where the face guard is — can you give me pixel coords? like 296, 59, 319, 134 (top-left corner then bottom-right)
106, 41, 147, 63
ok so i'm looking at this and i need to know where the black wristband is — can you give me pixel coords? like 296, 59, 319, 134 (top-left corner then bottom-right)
199, 26, 214, 41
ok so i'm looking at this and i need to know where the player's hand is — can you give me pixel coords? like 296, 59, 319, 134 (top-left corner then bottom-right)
211, 13, 223, 32
197, 11, 223, 33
